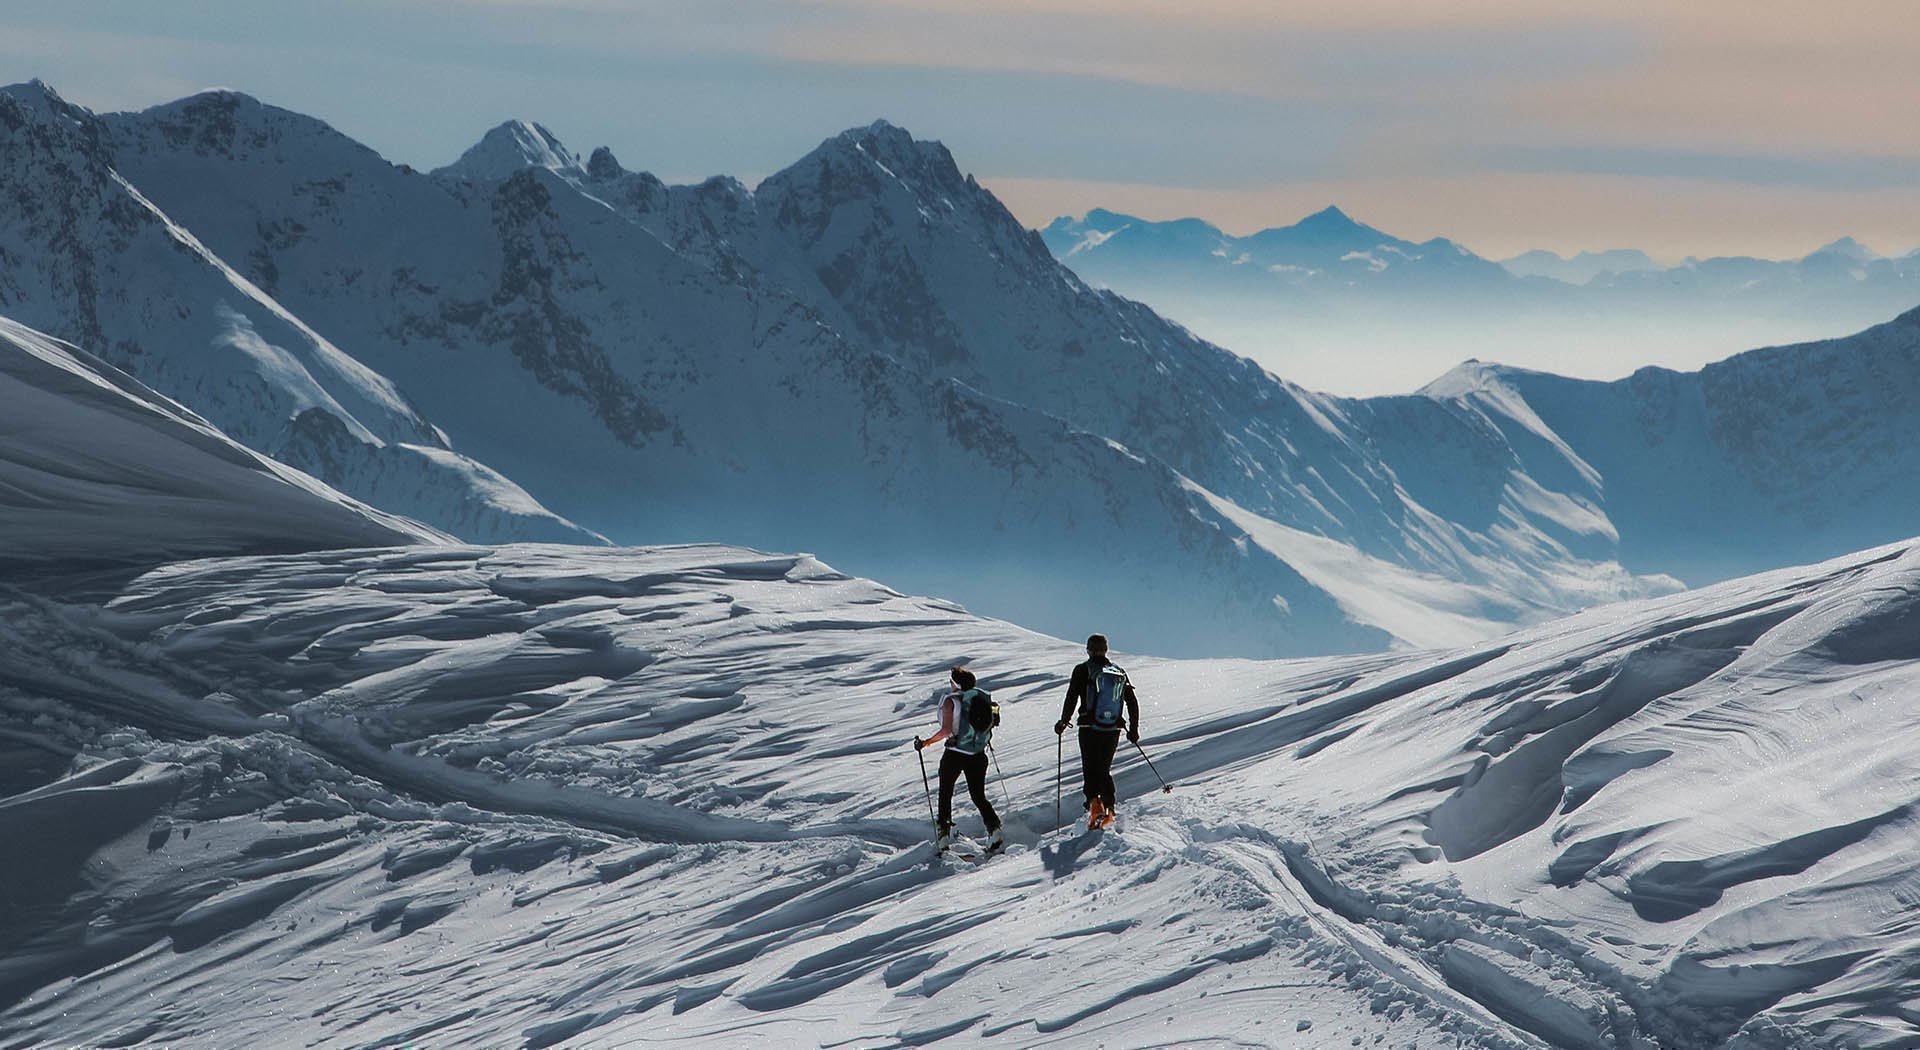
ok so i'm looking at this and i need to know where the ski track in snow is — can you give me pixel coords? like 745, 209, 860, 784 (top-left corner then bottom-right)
5, 541, 1920, 1048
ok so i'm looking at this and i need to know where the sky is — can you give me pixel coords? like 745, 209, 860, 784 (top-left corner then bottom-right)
5, 1, 1920, 262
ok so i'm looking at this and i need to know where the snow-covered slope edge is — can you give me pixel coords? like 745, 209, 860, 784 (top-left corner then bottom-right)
0, 315, 447, 564
1421, 306, 1920, 589
4, 535, 1919, 1047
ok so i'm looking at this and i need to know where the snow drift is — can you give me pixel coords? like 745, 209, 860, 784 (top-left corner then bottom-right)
4, 534, 1920, 1047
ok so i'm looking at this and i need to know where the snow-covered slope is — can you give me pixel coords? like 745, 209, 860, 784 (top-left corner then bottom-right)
432, 118, 586, 184
0, 314, 443, 562
1421, 306, 1920, 589
0, 81, 600, 547
84, 91, 1681, 656
4, 536, 1919, 1047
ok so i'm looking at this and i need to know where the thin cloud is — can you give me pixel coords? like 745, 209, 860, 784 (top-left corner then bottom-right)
1479, 145, 1920, 192
3, 1, 1916, 258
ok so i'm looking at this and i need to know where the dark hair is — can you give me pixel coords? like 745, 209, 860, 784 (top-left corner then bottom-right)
1086, 634, 1108, 652
950, 666, 976, 689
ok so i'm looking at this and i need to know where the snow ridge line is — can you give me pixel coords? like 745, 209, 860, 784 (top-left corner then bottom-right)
295, 708, 928, 848
2, 580, 924, 853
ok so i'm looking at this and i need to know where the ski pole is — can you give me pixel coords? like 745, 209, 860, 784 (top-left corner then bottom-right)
1055, 731, 1063, 832
917, 746, 937, 826
989, 744, 1012, 815
1131, 737, 1173, 793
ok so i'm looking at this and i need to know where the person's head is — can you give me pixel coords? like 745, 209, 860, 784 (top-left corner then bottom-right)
1086, 634, 1108, 659
951, 666, 976, 690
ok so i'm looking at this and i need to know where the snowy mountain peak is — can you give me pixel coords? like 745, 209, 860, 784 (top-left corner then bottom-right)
0, 78, 90, 126
1499, 247, 1660, 283
169, 87, 265, 110
1038, 211, 1145, 258
0, 80, 114, 187
2, 77, 58, 109
1240, 204, 1400, 257
433, 119, 584, 183
693, 173, 750, 199
1, 79, 105, 142
757, 117, 1041, 273
1299, 203, 1359, 229
1288, 204, 1385, 240
837, 117, 918, 155
790, 119, 968, 194
118, 89, 369, 165
1417, 357, 1513, 398
585, 144, 623, 180
1806, 235, 1881, 263
1080, 207, 1136, 230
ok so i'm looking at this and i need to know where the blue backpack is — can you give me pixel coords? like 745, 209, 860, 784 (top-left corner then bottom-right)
950, 688, 998, 751
1086, 663, 1129, 729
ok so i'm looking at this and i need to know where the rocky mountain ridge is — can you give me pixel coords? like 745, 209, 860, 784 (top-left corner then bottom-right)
7, 78, 1920, 657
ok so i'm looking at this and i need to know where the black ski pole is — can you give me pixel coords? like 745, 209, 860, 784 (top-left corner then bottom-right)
917, 746, 937, 826
1055, 730, 1063, 832
989, 744, 1012, 814
1132, 737, 1173, 793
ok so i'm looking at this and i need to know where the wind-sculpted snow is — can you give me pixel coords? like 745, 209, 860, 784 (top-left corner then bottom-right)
5, 539, 1920, 1047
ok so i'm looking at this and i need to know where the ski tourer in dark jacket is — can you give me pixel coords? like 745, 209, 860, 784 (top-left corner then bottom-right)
1054, 633, 1139, 829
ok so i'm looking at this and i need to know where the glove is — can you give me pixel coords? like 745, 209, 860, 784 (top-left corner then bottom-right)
1054, 720, 1068, 735
913, 736, 926, 751
1127, 728, 1140, 744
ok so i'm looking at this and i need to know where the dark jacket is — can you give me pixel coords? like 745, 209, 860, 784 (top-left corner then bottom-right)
1060, 656, 1140, 733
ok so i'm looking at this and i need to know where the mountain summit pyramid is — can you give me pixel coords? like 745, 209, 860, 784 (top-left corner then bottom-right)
434, 119, 585, 183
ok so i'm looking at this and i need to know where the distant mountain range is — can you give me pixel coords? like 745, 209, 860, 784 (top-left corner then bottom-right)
1497, 247, 1660, 284
5, 78, 1920, 658
1042, 208, 1920, 396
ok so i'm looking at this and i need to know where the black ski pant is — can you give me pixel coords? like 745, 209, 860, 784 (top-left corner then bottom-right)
1078, 727, 1120, 808
937, 747, 999, 833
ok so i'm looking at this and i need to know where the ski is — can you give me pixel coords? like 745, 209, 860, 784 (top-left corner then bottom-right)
934, 835, 1005, 865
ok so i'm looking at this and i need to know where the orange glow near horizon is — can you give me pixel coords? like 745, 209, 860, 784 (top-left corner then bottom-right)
983, 173, 1920, 264
5, 1, 1916, 261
